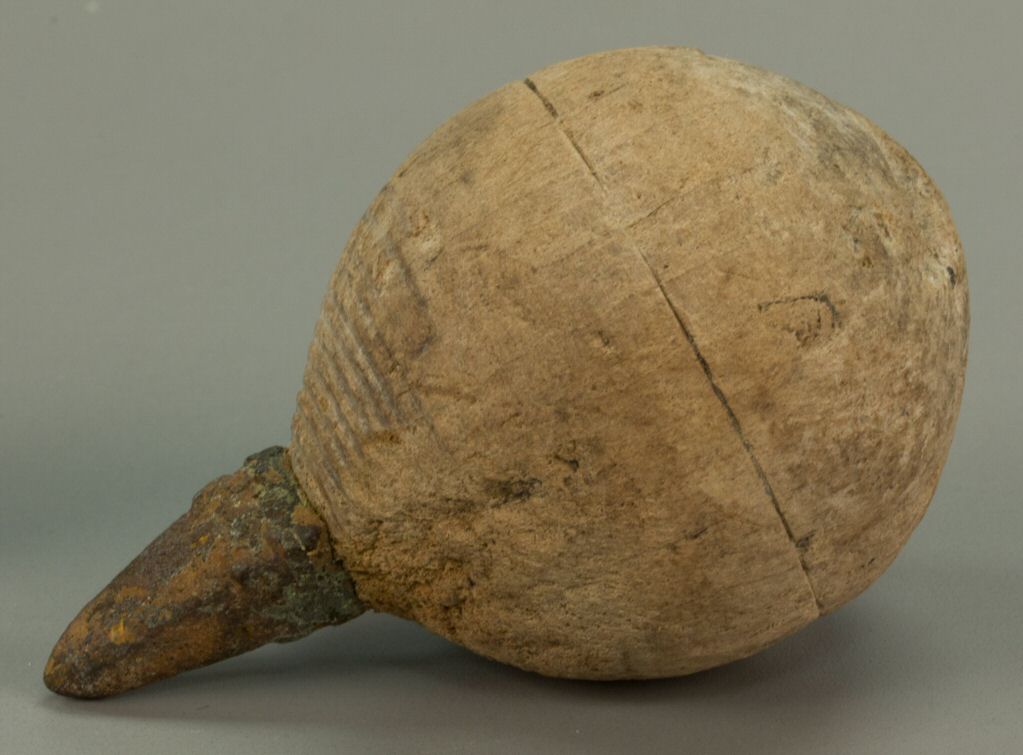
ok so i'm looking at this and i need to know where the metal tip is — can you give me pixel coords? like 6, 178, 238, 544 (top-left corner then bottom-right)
44, 447, 364, 699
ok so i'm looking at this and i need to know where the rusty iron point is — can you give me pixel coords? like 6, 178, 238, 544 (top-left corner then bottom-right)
44, 447, 364, 699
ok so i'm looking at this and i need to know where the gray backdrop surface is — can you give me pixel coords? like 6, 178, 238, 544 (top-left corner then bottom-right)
2, 1, 1020, 753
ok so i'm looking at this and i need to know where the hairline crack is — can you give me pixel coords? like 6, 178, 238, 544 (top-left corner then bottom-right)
520, 77, 823, 614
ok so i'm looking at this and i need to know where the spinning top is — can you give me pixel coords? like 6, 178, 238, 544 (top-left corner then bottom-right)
45, 47, 968, 698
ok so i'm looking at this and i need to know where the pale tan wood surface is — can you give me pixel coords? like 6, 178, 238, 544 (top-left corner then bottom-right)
291, 47, 967, 679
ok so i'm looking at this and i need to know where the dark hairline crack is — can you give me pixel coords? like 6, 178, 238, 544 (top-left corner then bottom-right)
524, 78, 604, 189
521, 77, 823, 614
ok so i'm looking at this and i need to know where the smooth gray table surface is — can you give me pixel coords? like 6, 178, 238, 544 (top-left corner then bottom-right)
3, 2, 1021, 753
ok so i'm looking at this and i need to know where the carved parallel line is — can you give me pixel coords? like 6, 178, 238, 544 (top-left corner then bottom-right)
295, 390, 352, 503
320, 303, 392, 430
318, 333, 375, 433
330, 283, 406, 425
300, 376, 357, 467
342, 283, 433, 429
306, 346, 366, 458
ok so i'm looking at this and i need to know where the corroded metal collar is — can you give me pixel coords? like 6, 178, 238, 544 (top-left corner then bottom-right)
44, 447, 364, 699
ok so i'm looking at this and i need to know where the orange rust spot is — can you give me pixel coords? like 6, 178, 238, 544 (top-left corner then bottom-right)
108, 618, 132, 645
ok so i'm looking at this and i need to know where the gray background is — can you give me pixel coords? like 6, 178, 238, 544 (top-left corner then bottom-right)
2, 1, 1020, 753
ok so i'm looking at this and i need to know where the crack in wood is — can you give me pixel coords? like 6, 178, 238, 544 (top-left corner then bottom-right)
523, 79, 604, 189
522, 76, 823, 613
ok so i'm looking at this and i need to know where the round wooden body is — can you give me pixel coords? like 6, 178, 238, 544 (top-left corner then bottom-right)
290, 47, 968, 679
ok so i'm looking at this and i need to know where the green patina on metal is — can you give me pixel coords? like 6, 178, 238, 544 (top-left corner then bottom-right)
44, 447, 364, 699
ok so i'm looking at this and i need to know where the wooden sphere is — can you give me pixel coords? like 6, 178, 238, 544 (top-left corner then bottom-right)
290, 47, 968, 678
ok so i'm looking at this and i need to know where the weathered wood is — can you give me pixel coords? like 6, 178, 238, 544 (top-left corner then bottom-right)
292, 47, 967, 679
